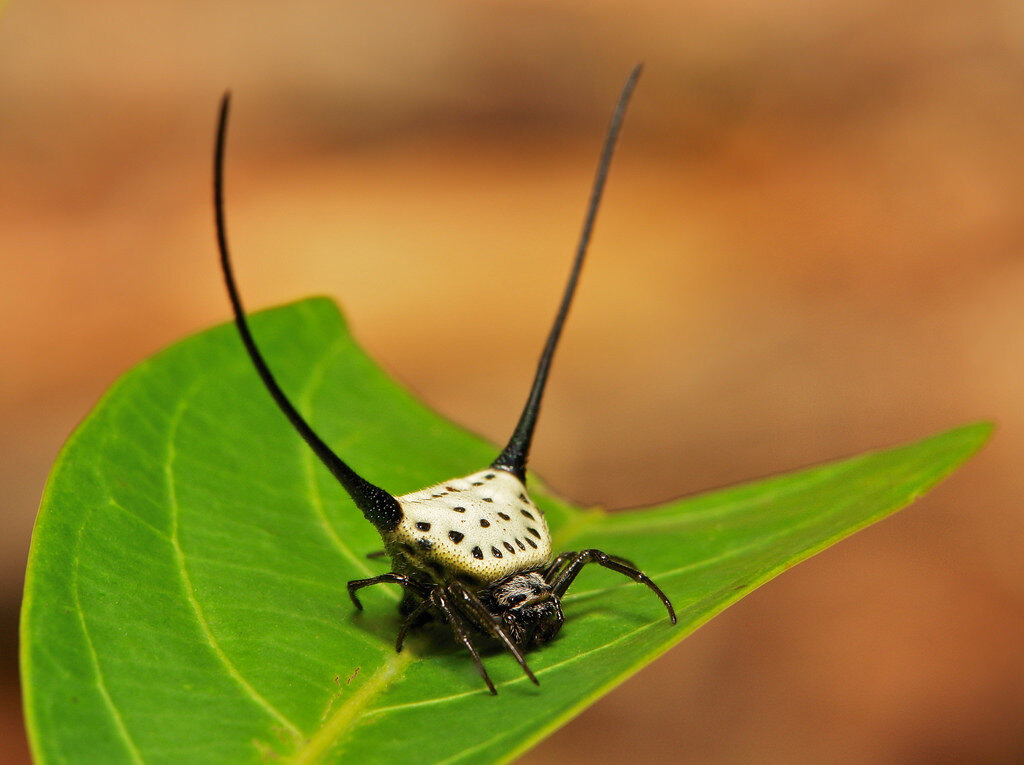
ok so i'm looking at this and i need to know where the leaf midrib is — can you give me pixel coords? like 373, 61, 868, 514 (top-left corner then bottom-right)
289, 651, 414, 763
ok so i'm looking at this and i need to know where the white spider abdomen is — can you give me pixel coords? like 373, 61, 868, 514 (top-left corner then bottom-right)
390, 469, 551, 581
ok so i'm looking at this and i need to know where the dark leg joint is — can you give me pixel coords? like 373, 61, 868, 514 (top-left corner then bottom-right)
347, 573, 422, 611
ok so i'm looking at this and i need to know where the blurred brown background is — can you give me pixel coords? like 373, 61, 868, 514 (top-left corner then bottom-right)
3, 1, 1024, 762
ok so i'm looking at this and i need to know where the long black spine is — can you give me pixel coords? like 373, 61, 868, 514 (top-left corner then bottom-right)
214, 93, 402, 531
492, 64, 643, 481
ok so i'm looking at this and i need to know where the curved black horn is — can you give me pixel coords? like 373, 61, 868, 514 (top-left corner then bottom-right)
492, 64, 643, 481
214, 93, 402, 532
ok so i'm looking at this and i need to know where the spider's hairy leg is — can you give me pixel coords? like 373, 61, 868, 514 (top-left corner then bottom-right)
543, 551, 638, 582
435, 589, 497, 695
450, 582, 539, 686
550, 549, 677, 624
395, 596, 433, 652
347, 573, 427, 610
541, 552, 577, 581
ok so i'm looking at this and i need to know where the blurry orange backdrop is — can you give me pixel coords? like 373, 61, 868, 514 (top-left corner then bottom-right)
3, 1, 1024, 762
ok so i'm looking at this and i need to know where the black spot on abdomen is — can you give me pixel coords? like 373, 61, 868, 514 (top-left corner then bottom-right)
471, 546, 484, 559
449, 530, 465, 543
415, 521, 431, 531
490, 546, 503, 558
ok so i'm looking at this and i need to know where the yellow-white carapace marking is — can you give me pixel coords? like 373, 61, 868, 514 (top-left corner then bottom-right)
392, 469, 551, 581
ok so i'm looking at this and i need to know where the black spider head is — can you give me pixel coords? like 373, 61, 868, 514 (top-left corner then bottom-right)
485, 571, 564, 647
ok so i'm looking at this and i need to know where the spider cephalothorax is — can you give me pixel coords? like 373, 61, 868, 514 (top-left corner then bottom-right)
213, 64, 677, 694
482, 571, 564, 647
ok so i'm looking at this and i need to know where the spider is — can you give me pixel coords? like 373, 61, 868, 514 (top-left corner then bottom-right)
212, 64, 676, 695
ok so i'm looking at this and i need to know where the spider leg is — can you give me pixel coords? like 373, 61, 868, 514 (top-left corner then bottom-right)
434, 588, 497, 695
365, 550, 388, 560
543, 551, 637, 582
347, 573, 426, 610
395, 595, 433, 652
603, 552, 639, 569
449, 582, 539, 686
550, 549, 677, 624
541, 551, 577, 581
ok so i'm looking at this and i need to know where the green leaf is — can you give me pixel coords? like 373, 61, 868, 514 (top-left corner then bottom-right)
21, 298, 991, 764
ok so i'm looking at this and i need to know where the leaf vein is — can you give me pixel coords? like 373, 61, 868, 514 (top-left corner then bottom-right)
165, 383, 305, 744
72, 490, 146, 765
299, 338, 379, 582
